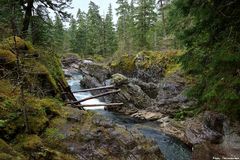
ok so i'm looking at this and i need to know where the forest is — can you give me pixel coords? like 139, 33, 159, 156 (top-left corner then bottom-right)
0, 0, 240, 159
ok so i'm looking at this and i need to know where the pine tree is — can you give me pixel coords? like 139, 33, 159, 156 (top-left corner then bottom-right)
53, 15, 64, 52
75, 9, 87, 54
19, 0, 72, 38
0, 0, 23, 39
86, 1, 102, 55
135, 0, 157, 49
104, 4, 117, 55
116, 0, 131, 53
30, 15, 54, 46
68, 16, 78, 52
168, 0, 240, 118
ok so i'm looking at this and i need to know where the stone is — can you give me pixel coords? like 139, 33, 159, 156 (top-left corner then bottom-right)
203, 111, 227, 134
111, 73, 129, 86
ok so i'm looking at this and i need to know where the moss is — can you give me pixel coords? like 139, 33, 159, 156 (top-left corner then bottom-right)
14, 134, 43, 151
110, 54, 135, 72
112, 73, 129, 86
0, 49, 16, 64
110, 51, 183, 76
0, 80, 19, 97
0, 138, 25, 160
166, 63, 181, 76
24, 60, 49, 74
92, 54, 104, 62
24, 97, 64, 133
43, 127, 65, 148
0, 36, 26, 50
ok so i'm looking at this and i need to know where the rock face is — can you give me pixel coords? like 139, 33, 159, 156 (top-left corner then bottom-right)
48, 107, 164, 160
106, 74, 153, 114
155, 72, 194, 115
185, 111, 240, 160
79, 61, 111, 83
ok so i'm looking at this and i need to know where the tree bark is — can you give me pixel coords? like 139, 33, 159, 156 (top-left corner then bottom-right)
21, 0, 34, 38
67, 89, 121, 104
69, 85, 116, 93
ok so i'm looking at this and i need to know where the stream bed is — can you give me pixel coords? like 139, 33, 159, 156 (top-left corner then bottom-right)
67, 72, 192, 160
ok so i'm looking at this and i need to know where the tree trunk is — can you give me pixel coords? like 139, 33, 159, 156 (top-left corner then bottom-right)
160, 0, 166, 37
21, 0, 34, 38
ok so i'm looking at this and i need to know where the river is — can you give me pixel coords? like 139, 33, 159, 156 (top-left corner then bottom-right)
67, 71, 192, 160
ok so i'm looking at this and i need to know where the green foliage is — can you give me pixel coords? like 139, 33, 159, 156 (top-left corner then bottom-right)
135, 0, 157, 49
103, 4, 118, 55
169, 0, 240, 119
44, 128, 65, 141
53, 15, 65, 52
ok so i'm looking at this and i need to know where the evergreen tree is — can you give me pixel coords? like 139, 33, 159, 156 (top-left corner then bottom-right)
86, 1, 102, 54
168, 0, 240, 118
53, 15, 64, 52
116, 0, 131, 53
0, 0, 23, 39
135, 0, 157, 49
128, 0, 138, 52
68, 16, 78, 52
30, 14, 55, 46
19, 0, 72, 38
104, 4, 117, 55
75, 9, 87, 54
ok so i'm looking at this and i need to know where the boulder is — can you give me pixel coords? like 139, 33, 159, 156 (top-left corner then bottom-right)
131, 110, 164, 121
79, 61, 110, 83
111, 73, 129, 86
106, 74, 153, 114
155, 72, 194, 115
130, 78, 159, 99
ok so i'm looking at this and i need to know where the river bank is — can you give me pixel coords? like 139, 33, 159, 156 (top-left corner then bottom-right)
62, 53, 240, 160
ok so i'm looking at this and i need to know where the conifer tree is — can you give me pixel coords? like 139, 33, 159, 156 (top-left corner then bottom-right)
116, 0, 131, 53
104, 4, 117, 55
53, 15, 64, 52
86, 1, 102, 55
135, 0, 157, 49
68, 16, 78, 52
75, 9, 87, 54
168, 0, 240, 118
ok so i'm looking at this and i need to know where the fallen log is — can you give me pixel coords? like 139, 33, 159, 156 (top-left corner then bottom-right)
67, 89, 121, 104
75, 103, 124, 107
70, 85, 116, 93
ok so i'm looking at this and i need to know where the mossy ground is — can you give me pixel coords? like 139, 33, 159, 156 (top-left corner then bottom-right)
0, 36, 65, 97
0, 37, 73, 159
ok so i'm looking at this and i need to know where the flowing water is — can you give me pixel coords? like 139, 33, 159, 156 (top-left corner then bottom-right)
67, 71, 192, 160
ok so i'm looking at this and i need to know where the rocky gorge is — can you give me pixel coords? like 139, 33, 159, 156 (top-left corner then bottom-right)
62, 52, 240, 160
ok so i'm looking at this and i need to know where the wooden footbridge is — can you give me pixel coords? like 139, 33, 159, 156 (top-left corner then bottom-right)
57, 79, 123, 110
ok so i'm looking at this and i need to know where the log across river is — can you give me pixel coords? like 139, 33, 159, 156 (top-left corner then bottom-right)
67, 71, 192, 160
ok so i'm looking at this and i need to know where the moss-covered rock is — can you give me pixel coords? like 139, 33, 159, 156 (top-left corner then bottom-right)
0, 36, 65, 97
112, 73, 129, 86
110, 51, 183, 83
0, 36, 26, 50
110, 54, 136, 74
0, 49, 16, 65
14, 135, 43, 152
0, 138, 25, 160
13, 134, 75, 160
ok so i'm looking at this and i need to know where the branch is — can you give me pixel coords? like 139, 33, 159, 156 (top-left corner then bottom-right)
75, 103, 124, 107
67, 89, 121, 104
66, 85, 116, 93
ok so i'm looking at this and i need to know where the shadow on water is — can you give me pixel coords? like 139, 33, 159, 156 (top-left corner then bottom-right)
67, 71, 192, 160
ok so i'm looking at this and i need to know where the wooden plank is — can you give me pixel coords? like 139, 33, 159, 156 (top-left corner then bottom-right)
75, 103, 124, 107
67, 89, 121, 104
71, 85, 116, 93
